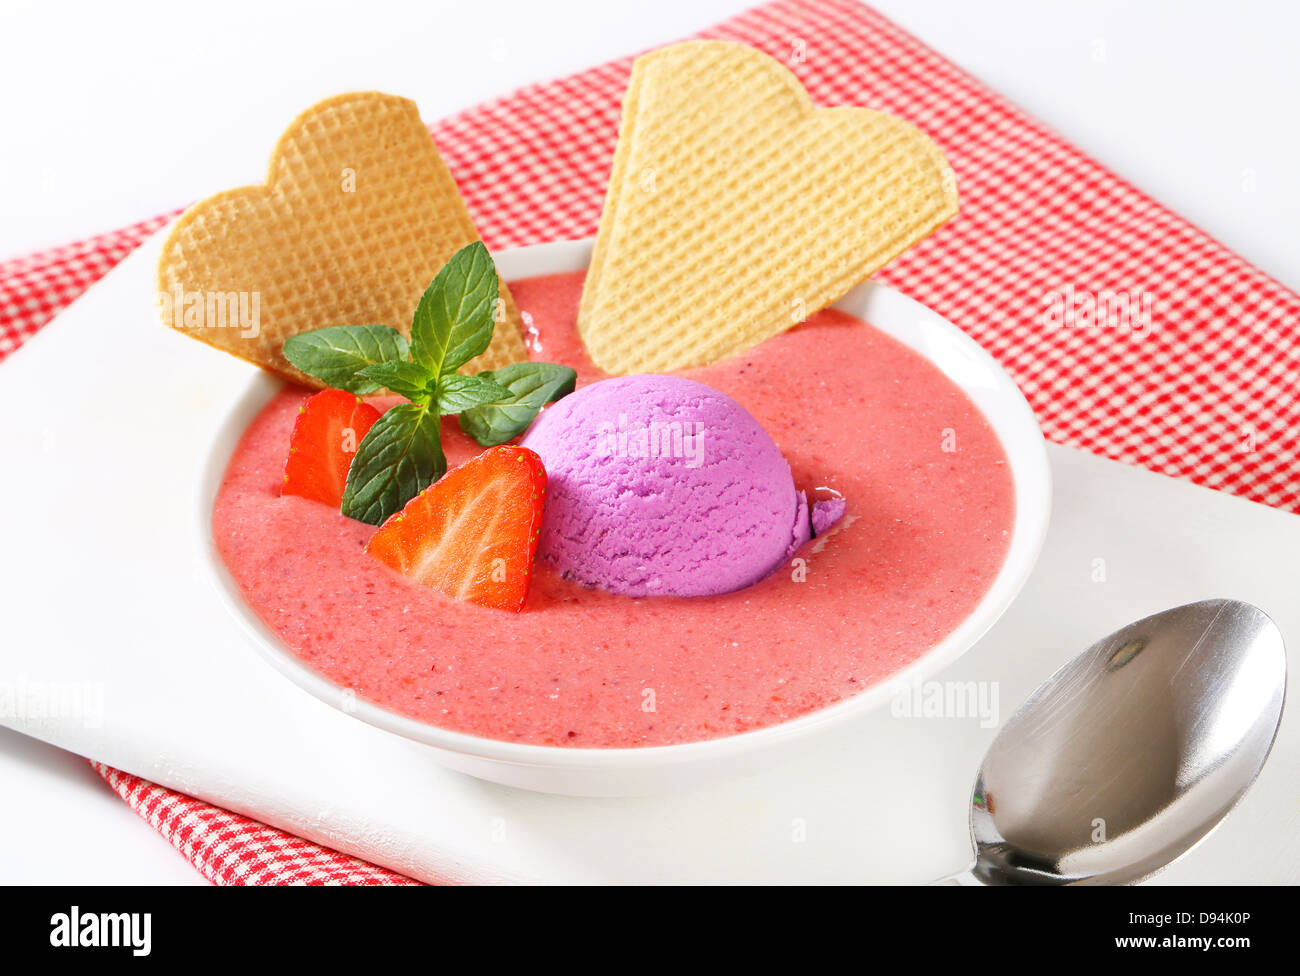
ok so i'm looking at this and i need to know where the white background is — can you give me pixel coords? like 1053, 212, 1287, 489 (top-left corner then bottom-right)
0, 0, 1295, 883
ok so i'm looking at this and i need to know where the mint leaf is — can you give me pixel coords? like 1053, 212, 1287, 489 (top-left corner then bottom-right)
409, 242, 497, 378
435, 372, 512, 415
458, 362, 578, 446
357, 361, 434, 403
283, 325, 409, 394
341, 403, 446, 525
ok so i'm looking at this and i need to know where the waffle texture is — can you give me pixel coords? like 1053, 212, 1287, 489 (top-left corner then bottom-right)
578, 40, 957, 374
156, 92, 526, 387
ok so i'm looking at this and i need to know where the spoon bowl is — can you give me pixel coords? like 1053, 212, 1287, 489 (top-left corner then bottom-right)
954, 599, 1286, 885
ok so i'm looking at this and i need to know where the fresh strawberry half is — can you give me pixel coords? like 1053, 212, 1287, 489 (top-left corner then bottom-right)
281, 389, 382, 508
366, 446, 547, 612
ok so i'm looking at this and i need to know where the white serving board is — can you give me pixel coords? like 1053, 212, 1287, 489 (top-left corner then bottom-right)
0, 231, 1295, 884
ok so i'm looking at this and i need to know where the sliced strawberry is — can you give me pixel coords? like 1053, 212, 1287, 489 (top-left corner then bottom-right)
365, 446, 547, 612
281, 389, 381, 508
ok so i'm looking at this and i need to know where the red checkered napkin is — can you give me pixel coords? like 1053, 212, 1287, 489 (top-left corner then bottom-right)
4, 0, 1298, 884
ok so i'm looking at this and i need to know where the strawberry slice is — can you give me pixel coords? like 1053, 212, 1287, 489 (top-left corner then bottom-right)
365, 446, 547, 612
281, 389, 381, 508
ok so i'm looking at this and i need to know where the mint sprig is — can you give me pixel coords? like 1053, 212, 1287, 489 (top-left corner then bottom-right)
356, 361, 432, 402
339, 403, 445, 526
410, 242, 498, 376
458, 362, 577, 446
283, 325, 409, 394
281, 242, 577, 524
435, 373, 512, 415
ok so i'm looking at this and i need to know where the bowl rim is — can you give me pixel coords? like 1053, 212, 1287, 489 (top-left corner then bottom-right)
202, 237, 1052, 769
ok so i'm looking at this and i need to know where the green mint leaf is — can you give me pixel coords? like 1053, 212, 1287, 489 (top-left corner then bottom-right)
435, 372, 512, 415
357, 361, 434, 403
458, 362, 578, 446
409, 241, 498, 378
341, 403, 446, 525
282, 325, 409, 394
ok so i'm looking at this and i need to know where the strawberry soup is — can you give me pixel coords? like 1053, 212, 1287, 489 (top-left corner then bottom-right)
213, 272, 1015, 748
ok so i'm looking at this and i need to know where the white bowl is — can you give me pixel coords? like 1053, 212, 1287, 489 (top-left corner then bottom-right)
205, 239, 1052, 796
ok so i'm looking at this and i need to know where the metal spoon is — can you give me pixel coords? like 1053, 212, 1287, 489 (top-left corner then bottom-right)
941, 598, 1286, 885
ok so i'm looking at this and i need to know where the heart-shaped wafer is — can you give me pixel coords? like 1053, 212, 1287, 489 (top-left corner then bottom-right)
578, 41, 959, 374
157, 92, 526, 386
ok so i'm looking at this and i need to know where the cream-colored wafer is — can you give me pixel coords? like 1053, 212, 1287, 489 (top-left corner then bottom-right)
157, 92, 526, 387
578, 41, 959, 374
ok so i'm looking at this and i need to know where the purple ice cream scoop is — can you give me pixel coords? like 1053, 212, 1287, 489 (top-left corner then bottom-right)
519, 374, 845, 597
